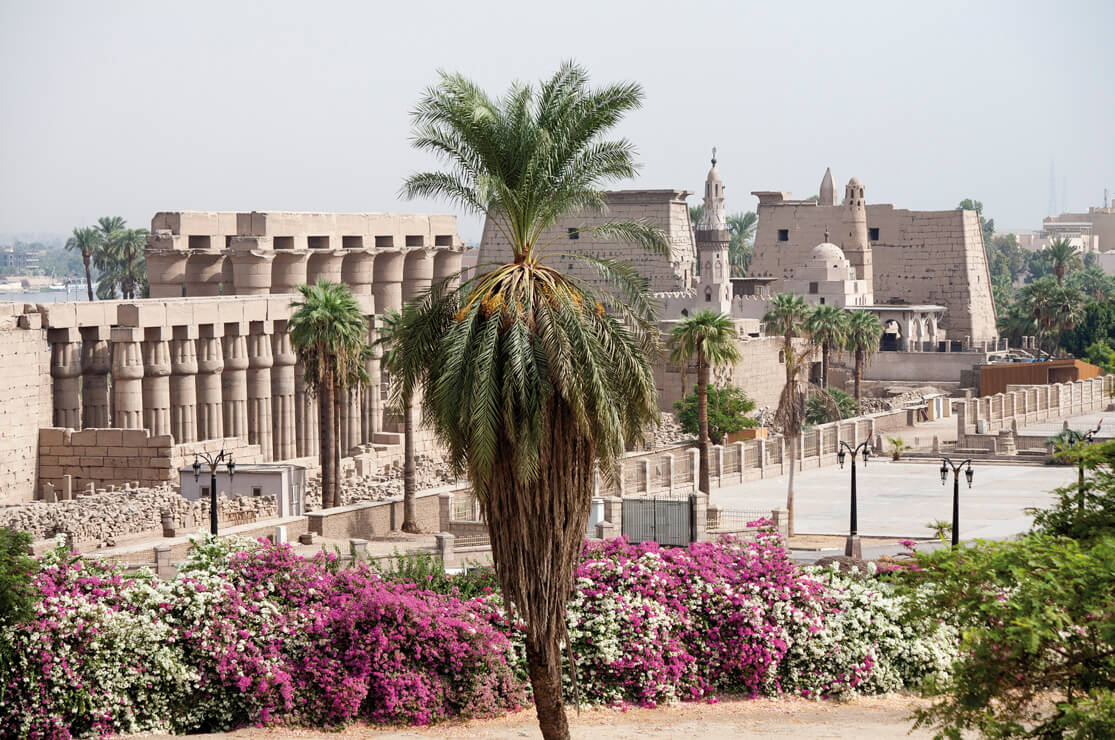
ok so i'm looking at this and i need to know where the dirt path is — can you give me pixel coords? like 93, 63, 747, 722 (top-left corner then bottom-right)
141, 695, 938, 739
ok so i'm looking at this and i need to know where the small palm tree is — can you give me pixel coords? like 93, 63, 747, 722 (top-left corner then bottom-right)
804, 304, 849, 388
668, 311, 741, 494
396, 63, 667, 740
288, 281, 371, 510
763, 293, 812, 537
1046, 237, 1080, 285
845, 310, 883, 401
375, 308, 421, 533
727, 211, 757, 276
64, 227, 100, 301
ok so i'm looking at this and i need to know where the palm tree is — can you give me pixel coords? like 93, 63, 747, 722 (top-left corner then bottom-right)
763, 293, 812, 537
997, 301, 1037, 349
1020, 278, 1084, 354
727, 211, 757, 276
1067, 267, 1115, 303
95, 226, 148, 299
64, 227, 100, 301
395, 63, 667, 740
288, 281, 371, 510
803, 304, 849, 388
1046, 237, 1081, 285
374, 308, 421, 533
667, 312, 741, 494
845, 310, 883, 401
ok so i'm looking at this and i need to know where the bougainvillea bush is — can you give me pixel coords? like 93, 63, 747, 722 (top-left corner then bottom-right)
0, 533, 956, 739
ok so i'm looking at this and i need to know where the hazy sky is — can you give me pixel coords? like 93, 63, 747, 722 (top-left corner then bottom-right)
2, 0, 1112, 242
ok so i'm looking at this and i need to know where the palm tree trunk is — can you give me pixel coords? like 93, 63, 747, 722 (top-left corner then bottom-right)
319, 364, 336, 510
786, 441, 796, 538
402, 396, 419, 533
821, 342, 829, 389
333, 388, 342, 509
82, 252, 94, 302
483, 399, 592, 740
854, 348, 864, 401
696, 347, 711, 495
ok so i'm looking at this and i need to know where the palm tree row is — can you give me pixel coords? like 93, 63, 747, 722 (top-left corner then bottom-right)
64, 216, 149, 300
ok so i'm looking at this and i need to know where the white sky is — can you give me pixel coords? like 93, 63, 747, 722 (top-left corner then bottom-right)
1, 0, 1112, 242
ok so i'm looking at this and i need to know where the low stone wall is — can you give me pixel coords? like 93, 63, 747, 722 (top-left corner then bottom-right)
305, 486, 448, 540
36, 427, 263, 498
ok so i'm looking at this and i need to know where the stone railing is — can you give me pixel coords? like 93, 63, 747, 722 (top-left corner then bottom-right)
955, 374, 1115, 448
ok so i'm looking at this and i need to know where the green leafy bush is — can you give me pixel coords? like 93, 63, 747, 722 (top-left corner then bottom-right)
805, 387, 859, 425
1031, 439, 1115, 542
0, 526, 37, 628
674, 385, 758, 443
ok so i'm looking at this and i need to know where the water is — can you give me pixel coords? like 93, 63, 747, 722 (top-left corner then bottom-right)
2, 289, 91, 304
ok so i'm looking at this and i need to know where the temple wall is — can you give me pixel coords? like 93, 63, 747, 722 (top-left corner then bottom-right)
0, 305, 52, 504
478, 190, 695, 293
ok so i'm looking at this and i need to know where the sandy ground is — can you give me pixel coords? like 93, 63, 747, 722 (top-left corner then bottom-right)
139, 695, 939, 739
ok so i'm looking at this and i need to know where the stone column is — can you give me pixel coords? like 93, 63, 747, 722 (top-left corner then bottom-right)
145, 247, 190, 298
341, 387, 361, 454
403, 248, 435, 304
271, 251, 310, 294
195, 324, 224, 440
342, 249, 375, 295
306, 238, 345, 285
295, 364, 319, 458
371, 251, 405, 315
169, 327, 198, 444
49, 328, 82, 429
80, 326, 112, 428
363, 318, 382, 441
433, 248, 464, 288
246, 321, 274, 460
142, 328, 172, 437
185, 252, 226, 297
111, 327, 145, 430
271, 323, 297, 461
229, 237, 276, 295
222, 323, 249, 441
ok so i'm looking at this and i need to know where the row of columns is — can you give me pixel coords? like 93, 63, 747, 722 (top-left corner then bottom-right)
147, 246, 462, 305
48, 320, 381, 463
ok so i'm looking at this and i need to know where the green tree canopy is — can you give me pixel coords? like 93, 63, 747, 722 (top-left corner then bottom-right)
674, 385, 758, 443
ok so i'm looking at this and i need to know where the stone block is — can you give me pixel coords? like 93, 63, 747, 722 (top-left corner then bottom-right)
147, 434, 174, 448
38, 303, 78, 328
96, 429, 123, 446
122, 429, 150, 446
17, 313, 42, 330
39, 428, 67, 446
70, 429, 98, 446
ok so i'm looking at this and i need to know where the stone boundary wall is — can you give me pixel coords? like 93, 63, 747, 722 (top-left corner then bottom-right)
954, 374, 1115, 448
305, 486, 448, 540
0, 304, 52, 504
37, 427, 264, 496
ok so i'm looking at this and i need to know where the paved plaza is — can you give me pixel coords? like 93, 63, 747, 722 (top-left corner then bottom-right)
714, 458, 1076, 541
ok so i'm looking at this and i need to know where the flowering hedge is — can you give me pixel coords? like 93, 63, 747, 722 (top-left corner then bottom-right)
0, 533, 956, 738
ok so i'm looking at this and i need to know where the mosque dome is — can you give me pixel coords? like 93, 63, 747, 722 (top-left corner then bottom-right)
847, 176, 863, 187
811, 241, 846, 263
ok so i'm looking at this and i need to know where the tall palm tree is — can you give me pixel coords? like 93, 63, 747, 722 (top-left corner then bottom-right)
288, 281, 371, 510
374, 308, 421, 533
395, 63, 667, 740
803, 304, 849, 388
763, 293, 812, 537
1046, 237, 1080, 286
845, 310, 883, 401
64, 227, 100, 301
1067, 266, 1115, 303
667, 311, 741, 494
95, 226, 148, 299
997, 301, 1037, 349
727, 211, 757, 276
1020, 278, 1084, 355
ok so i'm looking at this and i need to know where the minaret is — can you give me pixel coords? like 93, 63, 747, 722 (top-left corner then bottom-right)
841, 176, 873, 289
696, 148, 732, 313
819, 167, 836, 206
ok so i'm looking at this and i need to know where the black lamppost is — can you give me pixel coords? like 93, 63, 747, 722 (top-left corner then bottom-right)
837, 439, 871, 558
939, 457, 974, 548
1075, 421, 1103, 512
193, 450, 235, 536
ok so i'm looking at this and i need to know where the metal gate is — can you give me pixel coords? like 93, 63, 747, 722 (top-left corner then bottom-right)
621, 495, 695, 546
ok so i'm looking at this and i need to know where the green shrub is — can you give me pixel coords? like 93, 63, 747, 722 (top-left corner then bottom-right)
674, 385, 758, 443
0, 527, 37, 628
805, 387, 859, 425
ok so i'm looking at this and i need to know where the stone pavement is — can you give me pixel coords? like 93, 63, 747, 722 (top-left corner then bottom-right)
712, 458, 1075, 540
1017, 408, 1115, 442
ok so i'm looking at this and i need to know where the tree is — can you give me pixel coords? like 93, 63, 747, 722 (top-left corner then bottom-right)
95, 226, 148, 299
803, 304, 849, 388
957, 198, 994, 248
727, 211, 757, 276
763, 293, 812, 537
674, 385, 758, 444
1083, 339, 1115, 374
1031, 439, 1115, 542
805, 387, 859, 425
396, 63, 668, 740
1047, 237, 1082, 285
689, 204, 704, 231
997, 300, 1037, 349
375, 308, 422, 533
1067, 267, 1115, 303
844, 310, 882, 401
1020, 278, 1084, 354
64, 227, 100, 301
668, 311, 742, 493
288, 281, 371, 511
1061, 300, 1115, 357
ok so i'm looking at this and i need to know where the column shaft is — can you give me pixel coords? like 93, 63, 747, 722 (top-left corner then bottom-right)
246, 321, 274, 460
169, 330, 198, 444
49, 329, 82, 429
294, 365, 319, 458
195, 326, 224, 440
142, 330, 172, 437
222, 326, 249, 441
271, 326, 297, 460
111, 327, 145, 430
80, 327, 112, 428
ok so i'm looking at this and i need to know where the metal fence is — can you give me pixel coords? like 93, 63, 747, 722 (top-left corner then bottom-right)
451, 491, 483, 522
706, 508, 771, 535
621, 495, 695, 546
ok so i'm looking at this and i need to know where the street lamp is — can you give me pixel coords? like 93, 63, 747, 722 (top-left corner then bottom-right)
193, 450, 235, 536
939, 457, 974, 548
1075, 420, 1103, 512
837, 439, 871, 558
